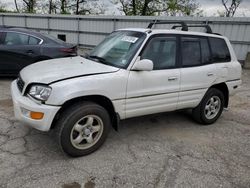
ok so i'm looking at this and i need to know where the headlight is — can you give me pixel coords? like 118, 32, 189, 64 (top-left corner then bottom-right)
28, 85, 52, 101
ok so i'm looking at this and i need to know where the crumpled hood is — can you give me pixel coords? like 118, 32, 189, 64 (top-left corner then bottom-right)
20, 56, 119, 85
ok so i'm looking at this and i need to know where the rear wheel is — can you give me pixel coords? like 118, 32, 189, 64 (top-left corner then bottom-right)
192, 88, 225, 125
55, 102, 111, 157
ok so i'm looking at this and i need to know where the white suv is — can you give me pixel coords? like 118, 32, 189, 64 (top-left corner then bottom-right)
11, 22, 242, 157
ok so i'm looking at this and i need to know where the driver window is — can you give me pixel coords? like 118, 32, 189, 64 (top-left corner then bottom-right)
140, 36, 177, 70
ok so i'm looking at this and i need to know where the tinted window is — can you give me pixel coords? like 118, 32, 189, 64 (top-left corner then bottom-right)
182, 37, 201, 66
0, 32, 4, 44
4, 32, 29, 45
29, 36, 40, 45
141, 37, 176, 70
209, 37, 231, 62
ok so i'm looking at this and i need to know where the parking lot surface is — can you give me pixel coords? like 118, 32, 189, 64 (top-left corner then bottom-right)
0, 70, 250, 188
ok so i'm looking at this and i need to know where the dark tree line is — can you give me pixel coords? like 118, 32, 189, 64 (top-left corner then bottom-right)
0, 0, 244, 17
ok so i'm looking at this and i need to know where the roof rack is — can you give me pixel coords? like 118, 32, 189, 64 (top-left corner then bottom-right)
172, 24, 212, 33
147, 21, 188, 31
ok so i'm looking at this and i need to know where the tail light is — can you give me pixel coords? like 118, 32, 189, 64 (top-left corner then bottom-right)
60, 46, 77, 54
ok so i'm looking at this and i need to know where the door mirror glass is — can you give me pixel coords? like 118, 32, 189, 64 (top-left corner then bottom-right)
132, 59, 153, 71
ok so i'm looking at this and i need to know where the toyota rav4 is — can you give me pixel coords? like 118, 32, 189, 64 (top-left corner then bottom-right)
11, 21, 242, 157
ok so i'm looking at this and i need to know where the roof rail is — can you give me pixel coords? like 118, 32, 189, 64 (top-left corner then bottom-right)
172, 24, 213, 33
147, 20, 188, 31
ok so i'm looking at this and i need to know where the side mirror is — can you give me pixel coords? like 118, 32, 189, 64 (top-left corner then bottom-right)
132, 59, 153, 71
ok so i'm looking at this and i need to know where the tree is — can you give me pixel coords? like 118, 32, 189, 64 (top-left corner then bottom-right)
117, 0, 200, 16
66, 0, 91, 15
177, 0, 200, 16
60, 0, 68, 14
14, 0, 20, 12
119, 0, 158, 15
67, 0, 105, 15
161, 0, 200, 16
48, 0, 58, 14
221, 0, 242, 17
22, 0, 37, 13
0, 4, 7, 13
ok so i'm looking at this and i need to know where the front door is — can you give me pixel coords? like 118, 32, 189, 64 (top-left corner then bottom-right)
126, 35, 180, 118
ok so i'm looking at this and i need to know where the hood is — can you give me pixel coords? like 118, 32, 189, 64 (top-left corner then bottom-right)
20, 56, 119, 85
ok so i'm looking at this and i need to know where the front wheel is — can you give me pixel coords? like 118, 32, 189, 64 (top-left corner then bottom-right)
55, 102, 111, 157
192, 88, 225, 125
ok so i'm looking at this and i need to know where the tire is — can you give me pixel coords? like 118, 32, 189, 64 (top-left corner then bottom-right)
55, 102, 111, 157
192, 88, 225, 125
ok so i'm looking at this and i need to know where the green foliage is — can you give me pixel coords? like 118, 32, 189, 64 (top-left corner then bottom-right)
119, 0, 201, 16
119, 0, 157, 16
0, 4, 8, 13
0, 7, 8, 13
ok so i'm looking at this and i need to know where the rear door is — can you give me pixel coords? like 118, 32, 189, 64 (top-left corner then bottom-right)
0, 31, 41, 75
178, 36, 216, 109
209, 37, 231, 82
126, 35, 181, 118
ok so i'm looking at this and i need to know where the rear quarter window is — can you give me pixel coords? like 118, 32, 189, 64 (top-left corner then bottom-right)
29, 36, 41, 45
209, 37, 231, 63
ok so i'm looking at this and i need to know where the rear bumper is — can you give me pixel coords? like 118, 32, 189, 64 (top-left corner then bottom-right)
226, 79, 242, 96
11, 80, 60, 131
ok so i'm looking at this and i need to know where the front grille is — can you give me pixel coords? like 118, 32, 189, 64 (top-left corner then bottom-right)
17, 76, 25, 93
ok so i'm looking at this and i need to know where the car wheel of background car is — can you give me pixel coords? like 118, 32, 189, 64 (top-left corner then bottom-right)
55, 102, 111, 157
192, 88, 225, 125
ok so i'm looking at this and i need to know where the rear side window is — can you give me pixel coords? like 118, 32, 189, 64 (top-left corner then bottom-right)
3, 32, 41, 45
29, 36, 40, 45
4, 32, 29, 45
209, 37, 231, 62
181, 37, 201, 66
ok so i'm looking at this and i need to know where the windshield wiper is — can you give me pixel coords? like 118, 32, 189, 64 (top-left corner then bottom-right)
87, 55, 110, 65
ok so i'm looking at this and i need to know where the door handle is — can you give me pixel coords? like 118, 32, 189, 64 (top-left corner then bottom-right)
168, 76, 178, 81
207, 72, 214, 76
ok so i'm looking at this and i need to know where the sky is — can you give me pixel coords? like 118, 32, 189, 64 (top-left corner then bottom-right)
1, 0, 250, 17
198, 0, 250, 16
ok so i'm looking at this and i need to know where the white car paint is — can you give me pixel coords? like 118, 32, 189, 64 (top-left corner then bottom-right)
126, 68, 180, 118
11, 28, 242, 131
20, 56, 119, 86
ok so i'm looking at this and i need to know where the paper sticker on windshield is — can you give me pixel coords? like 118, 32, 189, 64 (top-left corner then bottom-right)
121, 36, 138, 43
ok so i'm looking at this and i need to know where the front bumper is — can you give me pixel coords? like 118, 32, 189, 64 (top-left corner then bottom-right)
11, 80, 60, 131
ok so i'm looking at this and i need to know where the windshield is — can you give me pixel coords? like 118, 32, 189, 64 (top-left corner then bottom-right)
87, 31, 146, 69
